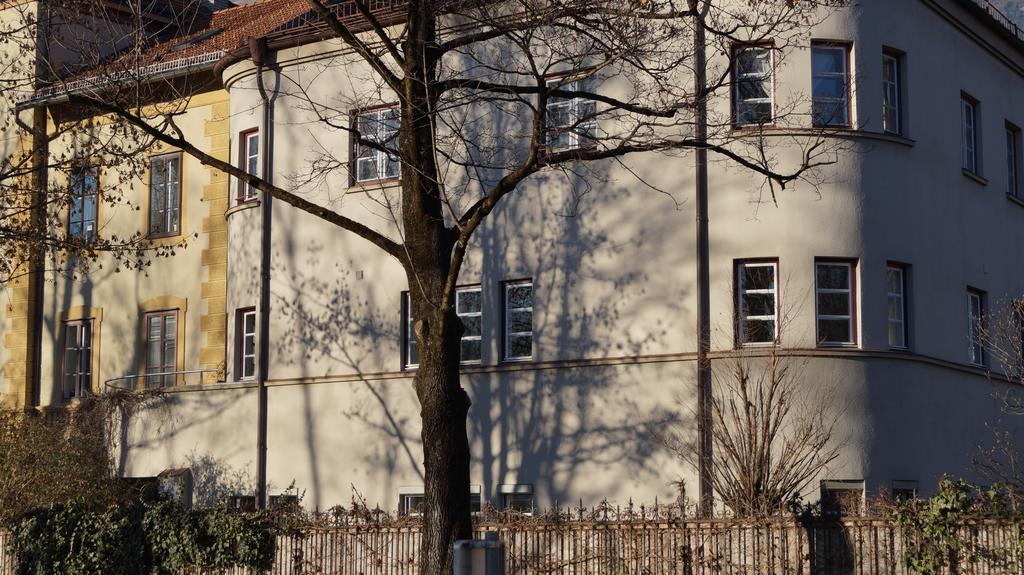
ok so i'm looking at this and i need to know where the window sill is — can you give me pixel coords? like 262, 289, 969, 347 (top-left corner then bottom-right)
962, 169, 988, 186
729, 126, 915, 147
348, 177, 401, 192
1007, 194, 1024, 210
225, 199, 260, 219
816, 342, 858, 349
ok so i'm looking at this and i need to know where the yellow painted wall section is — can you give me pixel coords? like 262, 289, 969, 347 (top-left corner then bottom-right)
200, 93, 230, 383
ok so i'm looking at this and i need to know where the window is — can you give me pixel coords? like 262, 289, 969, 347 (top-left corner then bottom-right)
227, 495, 256, 512
815, 260, 856, 345
503, 281, 533, 361
62, 319, 93, 400
962, 94, 979, 174
456, 287, 482, 363
892, 480, 918, 501
887, 264, 908, 349
235, 308, 257, 380
968, 288, 986, 366
1007, 122, 1021, 197
402, 292, 419, 369
811, 43, 851, 127
145, 311, 178, 388
733, 45, 774, 125
736, 260, 779, 345
149, 153, 182, 236
821, 480, 865, 516
68, 168, 98, 241
353, 107, 400, 183
239, 129, 259, 202
499, 484, 535, 515
545, 76, 597, 151
398, 490, 424, 516
881, 51, 902, 134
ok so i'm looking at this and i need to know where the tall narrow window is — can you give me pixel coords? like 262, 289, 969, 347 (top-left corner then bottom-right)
1007, 122, 1021, 197
736, 260, 778, 345
62, 319, 93, 400
733, 45, 774, 125
239, 129, 259, 202
962, 94, 979, 174
968, 288, 986, 366
816, 260, 856, 345
354, 107, 400, 183
69, 168, 98, 241
503, 280, 533, 361
456, 287, 482, 364
811, 43, 851, 128
145, 311, 178, 388
402, 292, 419, 369
149, 153, 182, 236
545, 76, 598, 151
887, 264, 908, 349
235, 308, 257, 380
881, 51, 901, 135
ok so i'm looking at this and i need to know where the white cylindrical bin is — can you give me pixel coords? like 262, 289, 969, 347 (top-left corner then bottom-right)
453, 531, 504, 575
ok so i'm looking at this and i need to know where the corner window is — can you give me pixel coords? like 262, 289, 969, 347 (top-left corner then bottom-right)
499, 484, 535, 515
811, 43, 851, 128
456, 287, 482, 364
62, 319, 93, 400
239, 129, 259, 202
503, 280, 533, 361
962, 94, 979, 174
733, 45, 774, 125
968, 288, 986, 366
545, 76, 597, 151
736, 260, 778, 345
353, 107, 400, 183
815, 260, 856, 345
881, 50, 902, 135
886, 264, 909, 349
1007, 122, 1021, 198
235, 308, 257, 381
145, 310, 178, 388
149, 153, 182, 237
69, 168, 98, 241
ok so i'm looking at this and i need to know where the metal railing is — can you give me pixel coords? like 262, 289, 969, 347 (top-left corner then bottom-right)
103, 368, 220, 392
967, 0, 1024, 44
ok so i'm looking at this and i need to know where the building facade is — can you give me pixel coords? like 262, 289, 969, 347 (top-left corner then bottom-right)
4, 0, 1024, 513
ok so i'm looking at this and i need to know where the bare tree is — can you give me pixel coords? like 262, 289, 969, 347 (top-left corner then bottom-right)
18, 0, 851, 572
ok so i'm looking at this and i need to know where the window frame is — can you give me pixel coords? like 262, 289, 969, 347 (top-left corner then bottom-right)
821, 479, 865, 517
543, 74, 599, 153
61, 318, 93, 400
734, 258, 780, 347
1006, 121, 1021, 199
235, 307, 257, 381
815, 259, 858, 346
143, 309, 179, 388
238, 129, 260, 203
148, 152, 183, 238
811, 41, 853, 128
456, 285, 483, 365
68, 167, 99, 242
498, 484, 535, 515
350, 104, 401, 185
732, 44, 776, 127
502, 279, 534, 362
401, 291, 419, 370
968, 287, 987, 367
886, 263, 910, 350
962, 93, 980, 175
881, 49, 903, 135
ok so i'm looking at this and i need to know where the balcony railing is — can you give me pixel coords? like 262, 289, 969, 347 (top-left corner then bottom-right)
966, 0, 1024, 44
103, 368, 221, 392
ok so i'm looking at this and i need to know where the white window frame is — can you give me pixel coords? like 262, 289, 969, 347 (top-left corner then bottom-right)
962, 95, 979, 174
815, 261, 856, 346
1007, 123, 1020, 197
403, 292, 419, 370
398, 487, 425, 516
545, 76, 598, 152
811, 43, 851, 128
886, 265, 908, 350
498, 484, 535, 515
456, 286, 482, 365
882, 52, 901, 135
240, 129, 259, 202
503, 280, 534, 361
354, 106, 400, 183
69, 167, 98, 241
62, 319, 93, 400
733, 45, 775, 126
968, 289, 986, 366
148, 153, 182, 237
736, 260, 779, 346
238, 308, 257, 380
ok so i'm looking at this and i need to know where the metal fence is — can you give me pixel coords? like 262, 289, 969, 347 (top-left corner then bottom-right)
3, 515, 1023, 575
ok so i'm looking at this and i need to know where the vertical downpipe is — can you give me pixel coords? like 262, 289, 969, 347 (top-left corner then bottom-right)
250, 37, 273, 511
691, 0, 714, 517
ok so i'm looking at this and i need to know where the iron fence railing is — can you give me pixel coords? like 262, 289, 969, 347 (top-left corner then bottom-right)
103, 368, 221, 392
